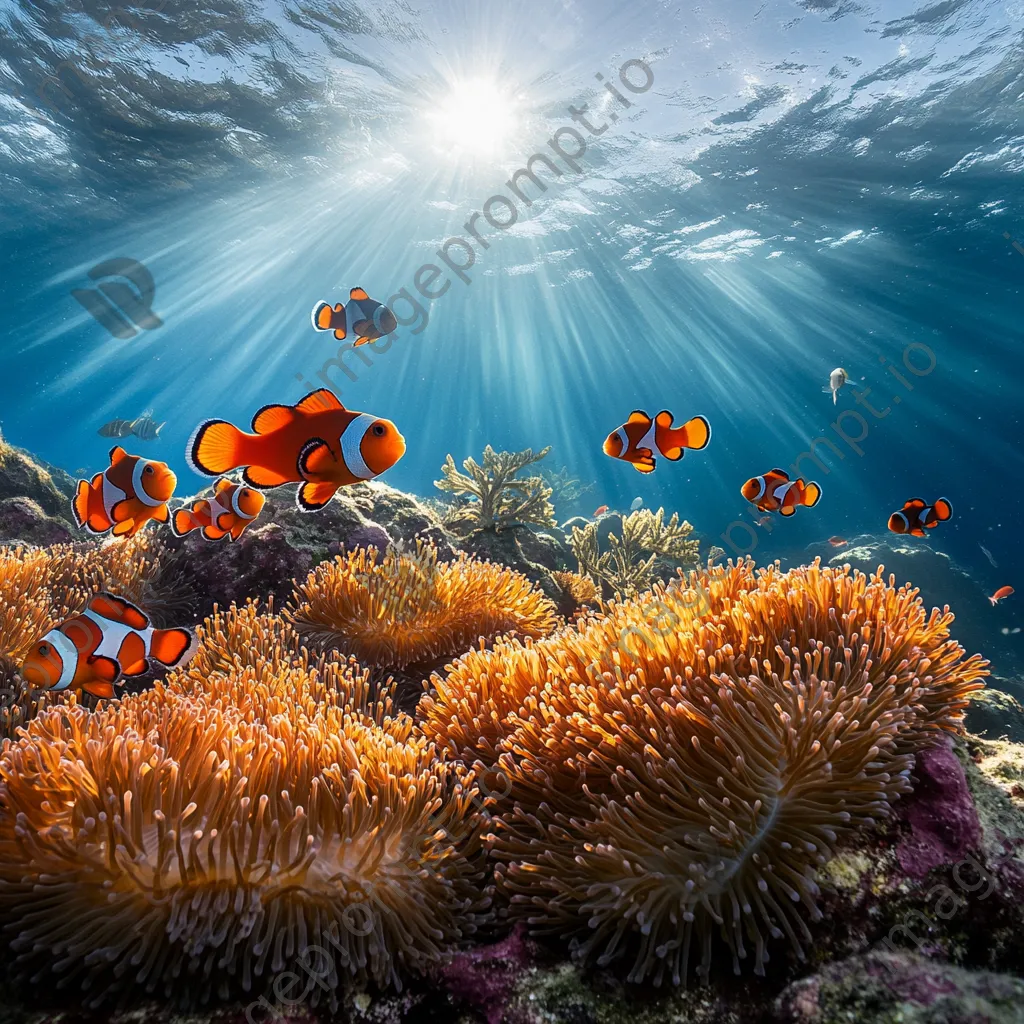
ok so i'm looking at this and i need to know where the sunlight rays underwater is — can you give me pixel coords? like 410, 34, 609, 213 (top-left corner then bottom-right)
3, 0, 1023, 560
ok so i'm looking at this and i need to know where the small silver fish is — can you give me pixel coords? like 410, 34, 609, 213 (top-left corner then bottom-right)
130, 412, 165, 441
630, 497, 643, 511
979, 543, 998, 569
98, 418, 136, 438
822, 367, 860, 405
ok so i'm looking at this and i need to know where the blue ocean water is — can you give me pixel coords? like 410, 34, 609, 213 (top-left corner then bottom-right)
1, 0, 1022, 658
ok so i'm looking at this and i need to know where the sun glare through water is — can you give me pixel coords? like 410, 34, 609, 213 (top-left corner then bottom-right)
424, 78, 522, 160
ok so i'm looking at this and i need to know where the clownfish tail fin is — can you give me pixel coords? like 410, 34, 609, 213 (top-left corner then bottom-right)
171, 508, 197, 537
803, 482, 822, 508
72, 479, 91, 528
187, 420, 246, 478
149, 627, 198, 669
311, 300, 333, 332
932, 497, 953, 522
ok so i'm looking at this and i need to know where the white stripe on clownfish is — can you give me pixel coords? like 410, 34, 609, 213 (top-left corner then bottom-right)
132, 459, 164, 507
82, 608, 154, 662
635, 419, 658, 455
749, 476, 767, 501
102, 473, 127, 522
340, 413, 377, 481
41, 628, 80, 691
773, 480, 796, 505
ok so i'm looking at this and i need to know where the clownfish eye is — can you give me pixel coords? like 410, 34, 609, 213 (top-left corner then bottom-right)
372, 424, 386, 437
144, 465, 154, 474
39, 643, 50, 657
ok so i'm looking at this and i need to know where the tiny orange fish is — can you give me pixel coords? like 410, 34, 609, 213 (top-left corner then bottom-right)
593, 504, 609, 517
73, 447, 176, 538
20, 593, 197, 699
603, 409, 711, 473
187, 389, 405, 513
829, 536, 848, 547
887, 497, 953, 538
172, 478, 266, 542
989, 585, 1014, 606
741, 469, 822, 517
311, 288, 397, 348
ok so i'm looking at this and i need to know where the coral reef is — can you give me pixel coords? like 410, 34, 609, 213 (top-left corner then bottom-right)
435, 446, 556, 533
286, 541, 559, 671
551, 569, 600, 610
0, 607, 491, 1008
539, 464, 593, 511
419, 559, 988, 985
0, 429, 77, 531
570, 507, 699, 597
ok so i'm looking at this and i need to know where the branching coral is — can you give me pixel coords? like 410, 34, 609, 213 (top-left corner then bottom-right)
286, 541, 559, 670
417, 559, 988, 984
570, 508, 699, 597
435, 445, 555, 533
540, 464, 594, 510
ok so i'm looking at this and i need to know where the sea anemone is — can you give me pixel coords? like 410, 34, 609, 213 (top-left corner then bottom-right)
0, 660, 491, 1006
418, 559, 988, 984
287, 541, 559, 671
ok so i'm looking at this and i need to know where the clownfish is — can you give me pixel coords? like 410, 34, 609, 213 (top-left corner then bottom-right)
311, 288, 397, 348
172, 478, 266, 541
20, 592, 197, 699
742, 468, 822, 517
187, 388, 405, 513
887, 497, 953, 538
603, 410, 711, 474
72, 447, 177, 538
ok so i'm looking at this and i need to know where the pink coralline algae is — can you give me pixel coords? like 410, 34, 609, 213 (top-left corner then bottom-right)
897, 741, 982, 879
438, 925, 537, 1024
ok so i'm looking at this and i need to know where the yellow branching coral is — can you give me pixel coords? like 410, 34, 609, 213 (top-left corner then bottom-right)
570, 508, 699, 598
418, 559, 988, 983
435, 445, 556, 532
286, 541, 559, 670
0, 668, 491, 1005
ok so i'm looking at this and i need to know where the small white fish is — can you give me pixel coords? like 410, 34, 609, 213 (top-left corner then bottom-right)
1002, 627, 1022, 635
822, 367, 860, 405
630, 497, 643, 511
980, 543, 998, 569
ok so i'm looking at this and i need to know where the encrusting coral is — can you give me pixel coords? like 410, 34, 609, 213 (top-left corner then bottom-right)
417, 558, 988, 985
286, 540, 559, 670
551, 569, 600, 609
570, 507, 699, 597
435, 445, 556, 533
0, 602, 492, 1007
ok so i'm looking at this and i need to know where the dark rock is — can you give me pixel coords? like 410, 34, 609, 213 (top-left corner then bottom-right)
821, 536, 1021, 678
0, 496, 75, 546
772, 951, 1024, 1023
0, 439, 76, 523
181, 522, 314, 617
966, 689, 1024, 744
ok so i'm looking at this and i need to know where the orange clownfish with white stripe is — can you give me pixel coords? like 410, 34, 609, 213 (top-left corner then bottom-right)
311, 288, 397, 348
20, 592, 197, 699
186, 388, 406, 513
172, 478, 266, 541
73, 447, 177, 538
887, 497, 953, 537
742, 468, 822, 517
603, 410, 711, 473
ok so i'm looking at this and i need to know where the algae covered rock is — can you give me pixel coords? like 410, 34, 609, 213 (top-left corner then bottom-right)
0, 434, 76, 534
0, 496, 75, 546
